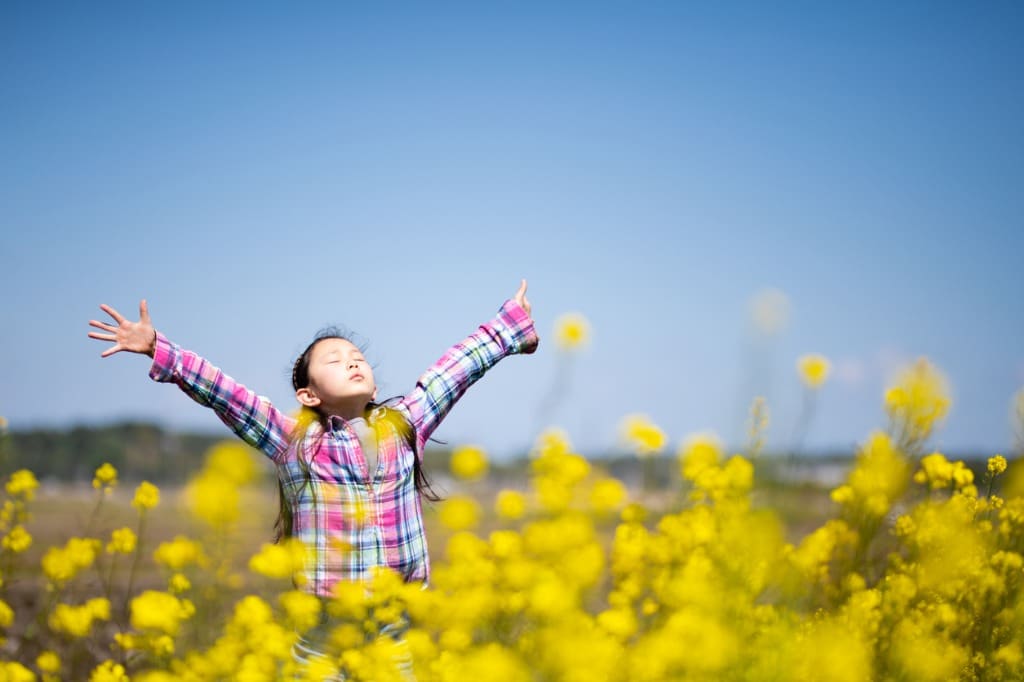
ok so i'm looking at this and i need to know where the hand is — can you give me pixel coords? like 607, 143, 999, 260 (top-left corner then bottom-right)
514, 279, 532, 318
88, 300, 158, 358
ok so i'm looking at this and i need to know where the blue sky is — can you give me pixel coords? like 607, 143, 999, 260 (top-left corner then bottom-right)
3, 2, 1022, 460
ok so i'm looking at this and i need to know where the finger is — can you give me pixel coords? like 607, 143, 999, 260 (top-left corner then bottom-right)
515, 279, 527, 300
100, 344, 122, 358
89, 319, 119, 333
139, 299, 150, 324
100, 304, 126, 325
88, 331, 117, 342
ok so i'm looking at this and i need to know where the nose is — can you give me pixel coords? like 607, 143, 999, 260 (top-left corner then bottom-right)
348, 360, 359, 369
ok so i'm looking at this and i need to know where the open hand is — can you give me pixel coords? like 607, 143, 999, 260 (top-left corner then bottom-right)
88, 300, 157, 358
514, 279, 532, 318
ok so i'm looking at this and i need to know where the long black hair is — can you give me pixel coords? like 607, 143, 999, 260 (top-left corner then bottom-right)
274, 328, 441, 542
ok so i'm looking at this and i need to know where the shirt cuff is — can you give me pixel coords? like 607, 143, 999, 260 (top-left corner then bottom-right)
148, 332, 179, 383
498, 299, 540, 355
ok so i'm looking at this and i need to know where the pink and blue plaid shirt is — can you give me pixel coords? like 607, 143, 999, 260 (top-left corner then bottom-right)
149, 299, 538, 596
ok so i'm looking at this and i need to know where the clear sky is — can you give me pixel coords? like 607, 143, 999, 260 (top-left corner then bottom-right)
3, 1, 1022, 460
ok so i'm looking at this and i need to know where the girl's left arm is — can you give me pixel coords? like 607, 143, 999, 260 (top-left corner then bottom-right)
401, 281, 539, 451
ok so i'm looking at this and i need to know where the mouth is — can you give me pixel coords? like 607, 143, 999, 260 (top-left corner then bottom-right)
349, 373, 364, 382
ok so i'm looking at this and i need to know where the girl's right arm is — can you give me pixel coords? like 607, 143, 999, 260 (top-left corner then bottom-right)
89, 300, 293, 461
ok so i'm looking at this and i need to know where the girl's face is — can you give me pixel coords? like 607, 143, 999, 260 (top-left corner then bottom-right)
302, 337, 377, 410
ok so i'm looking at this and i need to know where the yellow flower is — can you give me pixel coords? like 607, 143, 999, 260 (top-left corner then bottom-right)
153, 536, 203, 570
590, 478, 627, 513
279, 590, 322, 633
620, 414, 667, 457
202, 440, 259, 485
92, 463, 118, 491
831, 431, 910, 519
0, 662, 35, 682
168, 573, 191, 594
914, 452, 973, 491
553, 312, 590, 351
2, 525, 32, 553
679, 432, 724, 481
988, 455, 1008, 476
0, 599, 13, 627
439, 496, 481, 531
42, 538, 101, 585
36, 651, 60, 674
89, 660, 129, 682
249, 539, 307, 580
48, 599, 110, 638
495, 490, 527, 520
5, 470, 39, 501
130, 591, 193, 636
184, 471, 238, 527
797, 354, 831, 389
884, 358, 951, 445
450, 445, 489, 481
106, 527, 137, 554
131, 481, 160, 510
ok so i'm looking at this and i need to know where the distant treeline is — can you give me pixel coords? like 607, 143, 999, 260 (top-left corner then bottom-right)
0, 422, 479, 485
0, 422, 233, 483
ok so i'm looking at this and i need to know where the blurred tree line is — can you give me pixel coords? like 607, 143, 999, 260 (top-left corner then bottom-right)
0, 422, 226, 483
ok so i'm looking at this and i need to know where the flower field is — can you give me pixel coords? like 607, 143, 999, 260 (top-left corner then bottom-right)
1, 358, 1023, 681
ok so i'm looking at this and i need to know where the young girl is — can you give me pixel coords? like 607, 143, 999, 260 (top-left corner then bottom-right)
87, 281, 538, 672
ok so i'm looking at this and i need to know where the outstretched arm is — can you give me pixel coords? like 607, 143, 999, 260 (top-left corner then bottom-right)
400, 280, 539, 452
88, 300, 294, 460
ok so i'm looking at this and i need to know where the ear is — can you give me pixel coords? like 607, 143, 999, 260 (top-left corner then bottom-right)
372, 387, 378, 402
296, 387, 320, 408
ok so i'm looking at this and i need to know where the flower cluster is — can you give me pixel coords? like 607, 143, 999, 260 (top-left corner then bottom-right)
1, 366, 1022, 681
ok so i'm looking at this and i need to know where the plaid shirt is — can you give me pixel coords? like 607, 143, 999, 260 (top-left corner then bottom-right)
150, 299, 538, 595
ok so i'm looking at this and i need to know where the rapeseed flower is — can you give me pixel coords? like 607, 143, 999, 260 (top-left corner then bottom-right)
494, 489, 527, 520
913, 452, 974, 491
248, 539, 307, 580
438, 496, 481, 531
130, 590, 194, 636
185, 471, 239, 527
5, 470, 39, 501
168, 573, 191, 594
36, 651, 60, 675
679, 431, 723, 480
92, 463, 117, 491
620, 414, 667, 457
0, 662, 35, 682
590, 478, 627, 513
106, 527, 137, 554
0, 599, 13, 627
42, 537, 101, 585
49, 599, 110, 638
278, 590, 321, 633
450, 445, 488, 481
132, 481, 160, 510
153, 535, 204, 570
885, 358, 951, 448
2, 525, 32, 553
202, 440, 260, 485
989, 454, 1008, 476
89, 660, 129, 682
553, 312, 590, 351
797, 353, 831, 389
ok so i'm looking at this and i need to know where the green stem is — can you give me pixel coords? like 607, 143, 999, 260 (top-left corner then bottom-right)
123, 511, 147, 620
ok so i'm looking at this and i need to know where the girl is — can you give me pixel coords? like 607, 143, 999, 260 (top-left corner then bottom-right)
87, 281, 539, 673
